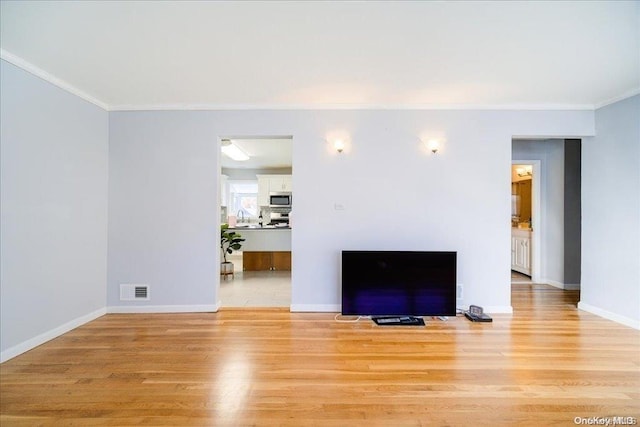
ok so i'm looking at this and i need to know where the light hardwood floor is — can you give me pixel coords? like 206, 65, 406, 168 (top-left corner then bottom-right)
1, 284, 639, 426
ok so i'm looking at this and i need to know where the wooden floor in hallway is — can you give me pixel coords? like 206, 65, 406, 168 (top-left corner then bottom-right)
1, 284, 639, 426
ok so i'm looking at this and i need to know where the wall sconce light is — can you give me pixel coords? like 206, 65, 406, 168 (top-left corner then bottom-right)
426, 139, 440, 154
334, 139, 345, 153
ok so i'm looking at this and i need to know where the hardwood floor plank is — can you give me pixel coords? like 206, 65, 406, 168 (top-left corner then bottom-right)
1, 285, 639, 425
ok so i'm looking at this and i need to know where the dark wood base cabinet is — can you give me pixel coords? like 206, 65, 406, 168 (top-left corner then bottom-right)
243, 251, 291, 271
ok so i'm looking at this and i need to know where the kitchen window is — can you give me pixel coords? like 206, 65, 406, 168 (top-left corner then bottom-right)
228, 181, 259, 219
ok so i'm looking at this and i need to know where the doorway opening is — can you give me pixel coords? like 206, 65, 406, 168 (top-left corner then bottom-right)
511, 139, 582, 292
218, 136, 293, 308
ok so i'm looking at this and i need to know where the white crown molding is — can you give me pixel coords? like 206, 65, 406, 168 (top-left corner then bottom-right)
108, 102, 597, 112
4, 48, 634, 113
593, 88, 640, 110
0, 49, 109, 111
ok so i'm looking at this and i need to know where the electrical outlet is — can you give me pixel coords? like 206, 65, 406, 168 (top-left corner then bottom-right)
457, 284, 464, 300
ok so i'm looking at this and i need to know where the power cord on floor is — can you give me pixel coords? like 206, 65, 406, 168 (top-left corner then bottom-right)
334, 313, 368, 323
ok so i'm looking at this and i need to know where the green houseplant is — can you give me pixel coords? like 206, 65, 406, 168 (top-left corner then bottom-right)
221, 224, 245, 275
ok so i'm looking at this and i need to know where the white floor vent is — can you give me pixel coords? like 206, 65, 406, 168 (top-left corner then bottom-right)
120, 284, 150, 301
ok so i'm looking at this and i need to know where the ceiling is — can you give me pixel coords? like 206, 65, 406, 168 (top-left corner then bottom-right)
221, 137, 292, 169
1, 1, 638, 110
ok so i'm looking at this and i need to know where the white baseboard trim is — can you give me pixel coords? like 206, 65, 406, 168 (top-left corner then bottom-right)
544, 279, 565, 289
290, 304, 512, 314
483, 305, 513, 314
107, 304, 218, 314
457, 305, 512, 314
290, 304, 340, 312
543, 279, 580, 291
0, 307, 107, 363
577, 302, 640, 330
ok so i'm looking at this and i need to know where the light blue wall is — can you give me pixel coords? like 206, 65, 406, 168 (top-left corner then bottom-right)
0, 60, 109, 360
580, 95, 640, 328
107, 112, 218, 310
107, 109, 593, 314
6, 56, 637, 360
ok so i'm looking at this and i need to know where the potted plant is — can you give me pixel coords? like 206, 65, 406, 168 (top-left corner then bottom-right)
221, 223, 245, 275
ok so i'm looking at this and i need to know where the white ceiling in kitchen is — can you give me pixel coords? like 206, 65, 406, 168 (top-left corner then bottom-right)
1, 1, 638, 110
220, 137, 292, 170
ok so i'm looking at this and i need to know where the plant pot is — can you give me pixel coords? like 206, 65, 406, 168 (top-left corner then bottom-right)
221, 261, 234, 275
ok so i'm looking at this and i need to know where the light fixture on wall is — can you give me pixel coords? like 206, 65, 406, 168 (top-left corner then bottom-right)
426, 139, 440, 154
516, 165, 533, 177
221, 139, 250, 161
334, 139, 345, 153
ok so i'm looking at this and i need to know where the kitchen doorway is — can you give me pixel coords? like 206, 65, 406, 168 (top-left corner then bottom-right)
218, 136, 293, 308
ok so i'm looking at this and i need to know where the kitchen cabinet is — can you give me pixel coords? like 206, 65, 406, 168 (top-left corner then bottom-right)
257, 175, 271, 206
234, 228, 292, 271
243, 251, 291, 271
511, 229, 531, 276
233, 228, 291, 251
269, 175, 292, 192
243, 252, 273, 271
257, 174, 292, 206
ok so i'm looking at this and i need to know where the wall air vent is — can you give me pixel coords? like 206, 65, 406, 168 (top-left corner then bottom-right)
120, 284, 150, 301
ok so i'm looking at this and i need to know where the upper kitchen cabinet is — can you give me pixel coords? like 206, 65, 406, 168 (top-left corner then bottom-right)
257, 174, 293, 206
270, 175, 292, 192
257, 175, 271, 206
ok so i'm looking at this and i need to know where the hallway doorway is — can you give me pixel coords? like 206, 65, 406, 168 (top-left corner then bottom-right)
511, 139, 582, 290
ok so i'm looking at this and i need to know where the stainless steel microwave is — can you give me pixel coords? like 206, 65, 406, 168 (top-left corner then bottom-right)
269, 192, 292, 207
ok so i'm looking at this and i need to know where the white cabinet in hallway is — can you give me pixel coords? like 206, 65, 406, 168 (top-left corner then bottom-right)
511, 228, 531, 276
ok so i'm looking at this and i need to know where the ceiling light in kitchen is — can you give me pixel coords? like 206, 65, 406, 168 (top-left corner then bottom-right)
221, 139, 250, 161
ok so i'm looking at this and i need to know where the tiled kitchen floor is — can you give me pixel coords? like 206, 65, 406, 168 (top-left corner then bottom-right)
219, 252, 291, 307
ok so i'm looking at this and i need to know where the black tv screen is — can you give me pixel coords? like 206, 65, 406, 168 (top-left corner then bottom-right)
341, 251, 457, 317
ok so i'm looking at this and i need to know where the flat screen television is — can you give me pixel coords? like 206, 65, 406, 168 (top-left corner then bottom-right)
341, 251, 457, 317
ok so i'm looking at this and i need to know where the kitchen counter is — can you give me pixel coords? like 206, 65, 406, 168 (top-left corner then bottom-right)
232, 227, 291, 251
229, 225, 290, 230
